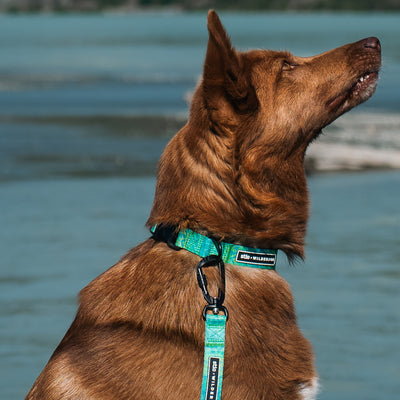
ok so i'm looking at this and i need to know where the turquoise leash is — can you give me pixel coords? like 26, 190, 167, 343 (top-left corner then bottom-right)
201, 314, 227, 400
150, 224, 278, 400
187, 233, 228, 400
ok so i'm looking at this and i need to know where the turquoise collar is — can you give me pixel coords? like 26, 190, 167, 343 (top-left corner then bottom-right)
151, 225, 277, 270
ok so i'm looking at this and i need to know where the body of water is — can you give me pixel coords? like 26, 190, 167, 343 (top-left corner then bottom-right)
0, 11, 399, 400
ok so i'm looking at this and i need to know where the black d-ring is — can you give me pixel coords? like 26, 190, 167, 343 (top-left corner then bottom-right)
202, 304, 229, 321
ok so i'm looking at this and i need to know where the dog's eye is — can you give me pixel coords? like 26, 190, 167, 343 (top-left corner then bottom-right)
282, 61, 295, 72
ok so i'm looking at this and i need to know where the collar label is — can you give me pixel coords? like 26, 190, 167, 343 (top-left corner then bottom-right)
235, 250, 276, 267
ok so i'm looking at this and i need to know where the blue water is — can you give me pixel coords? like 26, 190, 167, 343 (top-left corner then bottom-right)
0, 11, 399, 400
1, 12, 400, 116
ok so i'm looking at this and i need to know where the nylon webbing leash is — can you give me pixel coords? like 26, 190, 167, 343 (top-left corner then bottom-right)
196, 238, 228, 400
201, 314, 227, 400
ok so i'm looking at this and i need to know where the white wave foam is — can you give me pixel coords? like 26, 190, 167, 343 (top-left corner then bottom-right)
307, 111, 400, 171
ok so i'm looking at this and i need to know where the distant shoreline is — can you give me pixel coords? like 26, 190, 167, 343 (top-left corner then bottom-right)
2, 9, 400, 18
2, 9, 400, 15
2, 1, 400, 14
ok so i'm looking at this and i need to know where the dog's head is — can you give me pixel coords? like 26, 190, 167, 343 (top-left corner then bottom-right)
148, 11, 381, 260
197, 10, 381, 153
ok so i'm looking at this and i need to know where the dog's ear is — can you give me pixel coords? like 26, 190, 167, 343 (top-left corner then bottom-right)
203, 10, 257, 113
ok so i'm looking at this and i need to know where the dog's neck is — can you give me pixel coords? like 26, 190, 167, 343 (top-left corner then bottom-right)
147, 94, 309, 261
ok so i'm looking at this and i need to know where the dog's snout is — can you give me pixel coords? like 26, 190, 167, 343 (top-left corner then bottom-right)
363, 37, 381, 51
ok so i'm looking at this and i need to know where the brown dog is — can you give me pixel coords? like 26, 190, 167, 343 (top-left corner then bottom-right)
26, 10, 381, 400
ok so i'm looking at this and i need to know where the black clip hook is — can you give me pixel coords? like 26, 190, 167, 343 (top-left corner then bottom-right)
196, 240, 227, 320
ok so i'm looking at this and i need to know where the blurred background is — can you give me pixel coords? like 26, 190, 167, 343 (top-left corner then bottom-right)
0, 1, 399, 399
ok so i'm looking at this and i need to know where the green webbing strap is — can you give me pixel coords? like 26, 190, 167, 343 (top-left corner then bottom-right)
200, 314, 227, 400
151, 225, 277, 270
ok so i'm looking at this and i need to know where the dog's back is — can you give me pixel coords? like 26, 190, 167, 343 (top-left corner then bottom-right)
27, 10, 380, 400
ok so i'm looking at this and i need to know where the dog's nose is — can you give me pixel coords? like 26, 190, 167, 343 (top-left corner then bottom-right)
363, 37, 381, 51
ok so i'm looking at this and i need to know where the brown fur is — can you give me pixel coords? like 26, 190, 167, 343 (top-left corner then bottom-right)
26, 10, 381, 400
